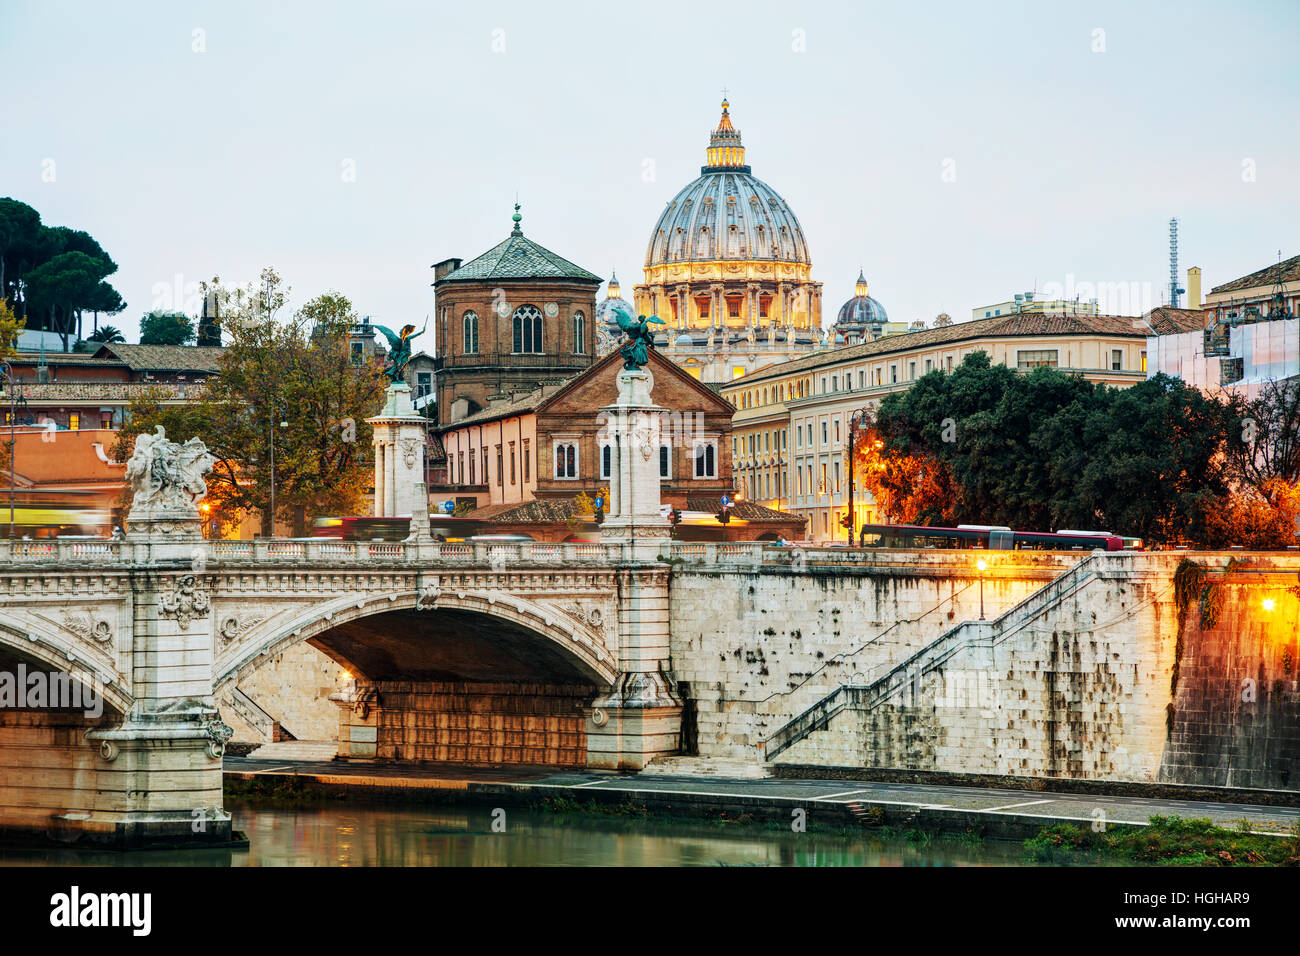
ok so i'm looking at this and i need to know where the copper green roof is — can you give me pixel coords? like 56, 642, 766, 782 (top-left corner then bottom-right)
436, 226, 601, 286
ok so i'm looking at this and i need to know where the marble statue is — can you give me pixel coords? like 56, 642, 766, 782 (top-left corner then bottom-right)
126, 426, 216, 515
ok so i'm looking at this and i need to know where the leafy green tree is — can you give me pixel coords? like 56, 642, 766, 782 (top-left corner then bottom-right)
23, 250, 110, 350
139, 310, 196, 345
0, 199, 124, 346
0, 199, 41, 303
86, 325, 125, 343
114, 269, 386, 537
862, 353, 1238, 546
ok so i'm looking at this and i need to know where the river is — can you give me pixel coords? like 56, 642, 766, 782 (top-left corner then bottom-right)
0, 804, 1063, 866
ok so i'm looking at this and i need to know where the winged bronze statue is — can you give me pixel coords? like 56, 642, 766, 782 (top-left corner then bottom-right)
611, 306, 666, 370
373, 322, 425, 383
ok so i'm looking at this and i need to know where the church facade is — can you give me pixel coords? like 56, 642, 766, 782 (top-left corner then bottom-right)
633, 100, 824, 384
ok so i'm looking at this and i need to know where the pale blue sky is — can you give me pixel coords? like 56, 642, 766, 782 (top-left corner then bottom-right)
3, 0, 1297, 342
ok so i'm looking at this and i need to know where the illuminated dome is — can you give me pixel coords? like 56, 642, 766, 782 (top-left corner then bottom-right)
633, 99, 824, 384
832, 270, 889, 344
595, 271, 634, 355
644, 100, 811, 268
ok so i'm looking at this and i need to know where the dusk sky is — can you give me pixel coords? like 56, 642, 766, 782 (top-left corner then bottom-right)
4, 0, 1297, 342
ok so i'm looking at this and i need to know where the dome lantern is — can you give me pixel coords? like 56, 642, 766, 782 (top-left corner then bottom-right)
705, 99, 748, 172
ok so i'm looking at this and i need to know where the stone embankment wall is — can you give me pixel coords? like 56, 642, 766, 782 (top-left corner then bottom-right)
668, 551, 1082, 761
745, 552, 1300, 790
220, 642, 343, 743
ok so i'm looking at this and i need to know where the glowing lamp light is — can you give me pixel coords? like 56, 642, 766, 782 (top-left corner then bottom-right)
1262, 598, 1276, 612
976, 559, 988, 572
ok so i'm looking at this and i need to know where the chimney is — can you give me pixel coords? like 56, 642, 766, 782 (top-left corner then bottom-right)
1187, 267, 1202, 310
432, 258, 463, 283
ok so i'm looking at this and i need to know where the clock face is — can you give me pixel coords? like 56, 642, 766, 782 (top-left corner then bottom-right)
544, 302, 559, 318
495, 301, 510, 317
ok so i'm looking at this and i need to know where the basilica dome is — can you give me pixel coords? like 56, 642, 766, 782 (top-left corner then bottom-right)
833, 269, 889, 341
644, 101, 811, 268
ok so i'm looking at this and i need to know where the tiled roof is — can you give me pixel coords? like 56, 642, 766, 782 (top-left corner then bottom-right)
477, 498, 582, 524
9, 382, 203, 402
437, 234, 601, 285
450, 386, 550, 428
685, 497, 803, 523
91, 344, 225, 373
9, 353, 126, 367
1210, 253, 1300, 295
721, 313, 1152, 388
1141, 307, 1205, 335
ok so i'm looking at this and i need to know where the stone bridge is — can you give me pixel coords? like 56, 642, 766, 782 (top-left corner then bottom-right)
0, 536, 695, 846
3, 533, 1293, 848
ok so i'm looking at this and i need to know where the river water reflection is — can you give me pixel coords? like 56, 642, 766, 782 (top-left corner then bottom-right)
0, 804, 1064, 866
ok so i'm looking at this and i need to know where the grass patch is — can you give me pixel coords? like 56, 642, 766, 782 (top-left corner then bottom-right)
1025, 815, 1300, 866
224, 774, 346, 806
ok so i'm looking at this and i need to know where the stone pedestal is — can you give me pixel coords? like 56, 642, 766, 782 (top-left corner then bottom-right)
588, 371, 682, 768
367, 383, 426, 517
600, 369, 672, 551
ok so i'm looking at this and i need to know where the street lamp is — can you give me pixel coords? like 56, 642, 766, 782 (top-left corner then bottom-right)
269, 410, 287, 539
977, 558, 988, 620
0, 362, 26, 539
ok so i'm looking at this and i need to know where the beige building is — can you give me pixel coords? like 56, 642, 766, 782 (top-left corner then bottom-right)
722, 311, 1203, 543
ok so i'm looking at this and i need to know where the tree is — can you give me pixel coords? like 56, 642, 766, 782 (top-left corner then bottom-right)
860, 353, 1239, 546
0, 199, 124, 346
22, 250, 110, 350
113, 269, 386, 537
0, 297, 26, 482
139, 310, 196, 345
86, 325, 125, 344
0, 199, 40, 304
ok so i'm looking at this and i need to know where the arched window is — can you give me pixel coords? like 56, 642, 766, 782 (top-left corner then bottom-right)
573, 312, 585, 354
600, 443, 612, 479
513, 305, 543, 354
462, 311, 479, 354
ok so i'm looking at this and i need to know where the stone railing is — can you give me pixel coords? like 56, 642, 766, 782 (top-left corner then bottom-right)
0, 537, 1106, 570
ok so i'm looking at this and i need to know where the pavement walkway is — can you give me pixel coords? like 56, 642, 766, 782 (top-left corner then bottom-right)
223, 757, 1300, 837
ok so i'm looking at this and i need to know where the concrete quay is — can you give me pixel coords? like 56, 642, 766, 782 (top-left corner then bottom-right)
224, 756, 1300, 841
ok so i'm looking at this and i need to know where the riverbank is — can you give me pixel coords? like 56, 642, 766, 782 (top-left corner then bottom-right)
223, 757, 1300, 843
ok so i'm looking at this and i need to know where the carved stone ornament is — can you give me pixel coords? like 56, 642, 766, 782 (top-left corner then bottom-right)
219, 614, 266, 644
558, 601, 605, 631
417, 586, 440, 610
203, 717, 234, 759
159, 574, 211, 630
634, 424, 655, 462
62, 610, 114, 645
400, 437, 421, 470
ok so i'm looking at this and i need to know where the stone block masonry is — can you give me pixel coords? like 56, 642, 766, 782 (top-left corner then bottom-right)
669, 553, 1079, 761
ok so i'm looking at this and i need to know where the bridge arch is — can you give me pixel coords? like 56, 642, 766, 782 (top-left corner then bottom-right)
213, 588, 620, 694
0, 613, 132, 718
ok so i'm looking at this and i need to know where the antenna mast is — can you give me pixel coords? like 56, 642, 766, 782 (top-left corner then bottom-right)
1168, 218, 1183, 308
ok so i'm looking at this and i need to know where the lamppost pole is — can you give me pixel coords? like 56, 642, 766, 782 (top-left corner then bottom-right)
269, 412, 275, 540
977, 558, 988, 620
2, 362, 14, 539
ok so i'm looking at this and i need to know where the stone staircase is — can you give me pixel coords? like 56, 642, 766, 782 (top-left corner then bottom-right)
243, 740, 339, 762
763, 552, 1107, 762
641, 755, 772, 779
